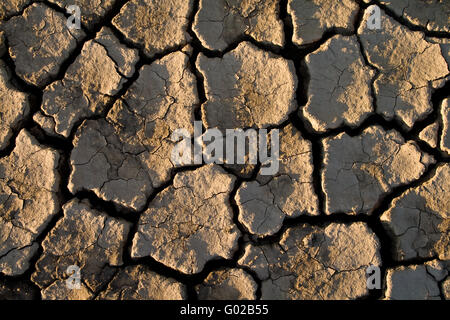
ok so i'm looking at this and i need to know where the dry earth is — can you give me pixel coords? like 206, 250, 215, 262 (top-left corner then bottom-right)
0, 0, 449, 300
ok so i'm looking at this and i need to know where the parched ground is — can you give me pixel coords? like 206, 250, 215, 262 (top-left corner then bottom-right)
0, 0, 449, 300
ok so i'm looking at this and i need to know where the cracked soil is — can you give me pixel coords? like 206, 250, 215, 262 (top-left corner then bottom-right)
0, 0, 449, 300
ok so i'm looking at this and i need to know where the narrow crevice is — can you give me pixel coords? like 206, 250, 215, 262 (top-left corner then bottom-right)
288, 113, 326, 216
139, 163, 205, 216
185, 31, 283, 60
122, 254, 238, 295
250, 213, 373, 247
370, 0, 450, 38
71, 191, 139, 222
353, 4, 382, 118
410, 80, 450, 136
27, 123, 71, 154
0, 91, 40, 158
189, 49, 207, 123
90, 268, 121, 300
310, 140, 325, 216
71, 164, 205, 224
229, 179, 255, 242
41, 0, 76, 18
185, 0, 212, 125
289, 112, 447, 157
409, 80, 450, 158
356, 32, 381, 115
388, 256, 439, 269
424, 262, 445, 300
366, 161, 445, 299
242, 266, 263, 300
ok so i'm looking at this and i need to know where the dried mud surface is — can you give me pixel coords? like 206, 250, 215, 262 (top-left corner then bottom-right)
0, 0, 449, 300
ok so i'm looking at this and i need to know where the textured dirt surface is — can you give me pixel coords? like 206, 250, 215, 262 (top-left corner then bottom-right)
358, 7, 448, 129
194, 0, 284, 51
381, 164, 449, 261
97, 264, 187, 300
322, 126, 434, 215
0, 130, 60, 276
2, 3, 86, 87
239, 222, 381, 299
198, 41, 297, 130
237, 124, 318, 237
385, 261, 447, 300
303, 35, 375, 132
196, 268, 257, 300
31, 199, 131, 299
0, 0, 449, 300
68, 50, 198, 211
